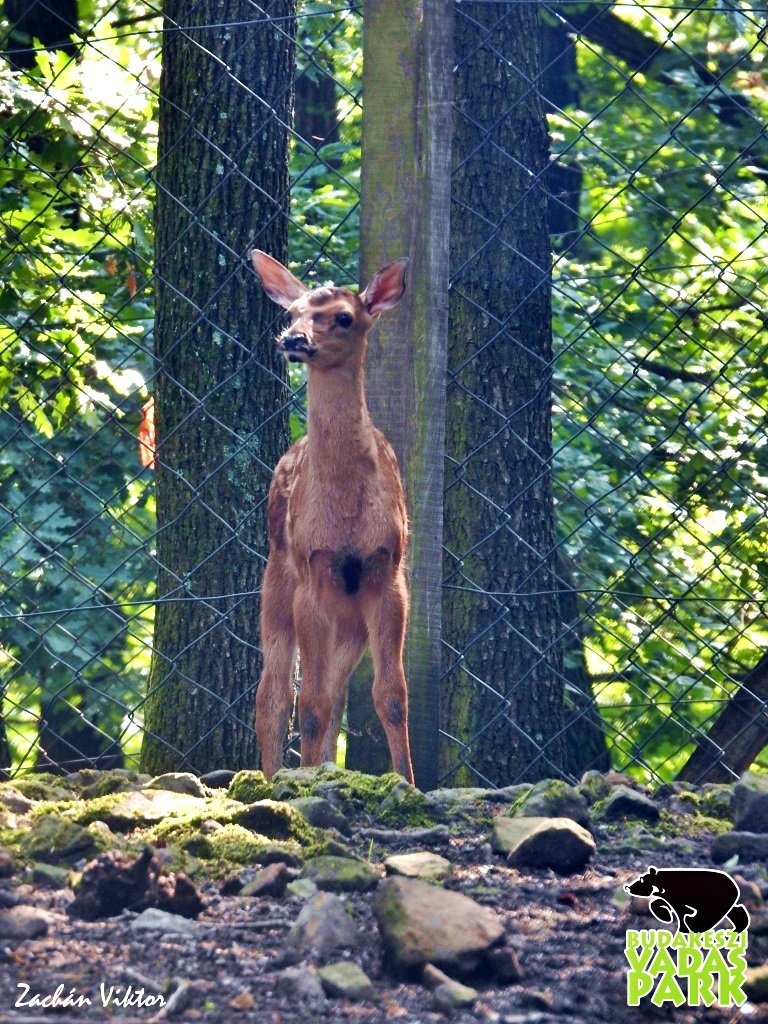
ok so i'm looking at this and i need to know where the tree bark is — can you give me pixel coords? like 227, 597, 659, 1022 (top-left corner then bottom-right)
346, 0, 452, 791
141, 1, 295, 775
441, 1, 567, 786
678, 650, 768, 784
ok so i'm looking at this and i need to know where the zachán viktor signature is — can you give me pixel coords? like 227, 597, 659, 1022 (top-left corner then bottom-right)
15, 981, 166, 1010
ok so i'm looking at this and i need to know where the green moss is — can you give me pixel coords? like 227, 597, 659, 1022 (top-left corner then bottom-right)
7, 775, 76, 802
80, 771, 139, 800
690, 785, 733, 821
655, 808, 731, 838
227, 770, 274, 804
19, 813, 105, 863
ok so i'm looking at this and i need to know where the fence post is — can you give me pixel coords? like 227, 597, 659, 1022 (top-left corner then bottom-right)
345, 0, 452, 790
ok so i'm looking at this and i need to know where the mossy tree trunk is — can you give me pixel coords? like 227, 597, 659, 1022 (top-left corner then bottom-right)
141, 2, 295, 775
441, 1, 567, 786
346, 0, 453, 790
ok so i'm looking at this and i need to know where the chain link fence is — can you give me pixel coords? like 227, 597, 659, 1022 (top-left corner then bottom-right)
1, 0, 766, 789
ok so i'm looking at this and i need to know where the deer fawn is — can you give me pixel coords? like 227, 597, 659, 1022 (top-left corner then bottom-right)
251, 251, 415, 785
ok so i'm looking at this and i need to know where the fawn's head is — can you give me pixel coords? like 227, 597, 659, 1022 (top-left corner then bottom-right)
251, 251, 408, 370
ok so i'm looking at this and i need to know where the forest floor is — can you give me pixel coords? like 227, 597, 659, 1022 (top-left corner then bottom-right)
1, 768, 767, 1024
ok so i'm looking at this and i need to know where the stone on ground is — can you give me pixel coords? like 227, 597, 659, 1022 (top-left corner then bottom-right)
288, 891, 360, 953
373, 876, 505, 974
491, 815, 595, 873
384, 851, 452, 882
317, 961, 376, 1001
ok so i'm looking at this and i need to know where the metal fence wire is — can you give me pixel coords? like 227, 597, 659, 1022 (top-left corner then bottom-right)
1, 0, 767, 789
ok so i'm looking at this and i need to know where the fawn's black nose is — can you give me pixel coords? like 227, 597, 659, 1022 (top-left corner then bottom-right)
280, 333, 308, 352
278, 332, 315, 362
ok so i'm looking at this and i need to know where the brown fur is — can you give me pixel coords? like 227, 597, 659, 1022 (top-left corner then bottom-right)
251, 251, 414, 783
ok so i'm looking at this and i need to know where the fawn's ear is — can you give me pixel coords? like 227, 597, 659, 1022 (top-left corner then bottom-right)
361, 257, 409, 317
251, 250, 308, 308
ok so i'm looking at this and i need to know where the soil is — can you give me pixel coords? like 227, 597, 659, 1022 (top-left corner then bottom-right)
1, 796, 767, 1024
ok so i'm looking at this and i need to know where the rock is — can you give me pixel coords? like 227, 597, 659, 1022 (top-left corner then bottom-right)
0, 905, 49, 941
485, 945, 523, 982
732, 773, 768, 832
241, 862, 290, 898
0, 850, 16, 878
424, 784, 533, 817
379, 779, 431, 820
227, 770, 274, 803
229, 800, 314, 845
491, 816, 595, 873
577, 770, 615, 805
80, 770, 143, 800
423, 964, 479, 1010
288, 891, 360, 953
229, 990, 257, 1010
290, 796, 351, 835
599, 786, 659, 823
32, 862, 71, 889
514, 779, 591, 829
0, 787, 33, 813
384, 851, 452, 882
201, 769, 237, 789
272, 766, 324, 800
711, 831, 768, 863
373, 876, 505, 975
76, 789, 208, 832
276, 965, 326, 1003
20, 813, 99, 863
301, 855, 380, 892
287, 878, 318, 898
145, 772, 207, 798
744, 965, 768, 1002
130, 907, 202, 936
317, 962, 376, 1001
425, 787, 494, 809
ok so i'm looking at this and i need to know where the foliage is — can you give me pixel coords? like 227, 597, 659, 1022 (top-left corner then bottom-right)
0, 2, 160, 768
550, 0, 768, 780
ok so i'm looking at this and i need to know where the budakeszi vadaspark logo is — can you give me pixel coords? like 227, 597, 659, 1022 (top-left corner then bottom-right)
624, 866, 750, 1008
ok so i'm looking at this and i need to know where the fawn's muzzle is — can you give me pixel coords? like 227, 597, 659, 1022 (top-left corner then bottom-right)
279, 333, 316, 362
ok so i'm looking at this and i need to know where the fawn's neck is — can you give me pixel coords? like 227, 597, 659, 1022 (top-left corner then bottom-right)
305, 360, 376, 483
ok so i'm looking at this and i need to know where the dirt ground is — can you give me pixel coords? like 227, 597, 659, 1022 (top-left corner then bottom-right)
1, 795, 767, 1024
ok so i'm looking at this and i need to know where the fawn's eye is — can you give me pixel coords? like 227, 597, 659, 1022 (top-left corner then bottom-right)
335, 312, 353, 329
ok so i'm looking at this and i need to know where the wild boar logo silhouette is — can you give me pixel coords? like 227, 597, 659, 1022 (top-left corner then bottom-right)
624, 866, 749, 934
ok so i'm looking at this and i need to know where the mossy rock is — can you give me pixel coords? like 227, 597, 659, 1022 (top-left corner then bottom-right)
229, 800, 316, 846
272, 766, 325, 800
180, 825, 302, 875
301, 855, 380, 892
80, 771, 142, 800
513, 779, 590, 828
66, 789, 210, 832
19, 814, 104, 864
145, 772, 207, 798
655, 808, 731, 839
227, 770, 274, 804
186, 824, 272, 863
9, 775, 77, 802
296, 766, 432, 826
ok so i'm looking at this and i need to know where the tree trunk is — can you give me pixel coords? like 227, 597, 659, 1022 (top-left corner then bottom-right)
441, 1, 567, 786
141, 2, 295, 775
346, 0, 452, 791
678, 650, 768, 784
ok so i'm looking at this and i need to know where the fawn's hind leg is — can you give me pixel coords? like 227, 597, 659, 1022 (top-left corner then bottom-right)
255, 554, 297, 779
364, 570, 414, 784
